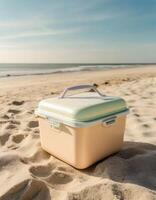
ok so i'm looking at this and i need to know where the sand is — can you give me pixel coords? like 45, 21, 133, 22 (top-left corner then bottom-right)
0, 66, 156, 200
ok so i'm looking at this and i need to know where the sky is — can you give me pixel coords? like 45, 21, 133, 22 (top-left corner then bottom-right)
0, 0, 156, 63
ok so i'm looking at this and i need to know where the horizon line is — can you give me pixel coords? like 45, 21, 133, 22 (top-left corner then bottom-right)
0, 62, 156, 65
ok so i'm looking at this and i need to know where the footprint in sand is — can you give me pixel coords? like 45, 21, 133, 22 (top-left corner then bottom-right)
133, 113, 140, 118
11, 100, 25, 106
0, 179, 51, 200
6, 143, 18, 150
28, 120, 39, 128
6, 123, 17, 130
24, 148, 51, 163
29, 164, 73, 186
0, 132, 10, 145
29, 164, 54, 177
1, 114, 9, 119
33, 129, 39, 134
10, 120, 21, 125
46, 170, 73, 185
0, 120, 8, 125
142, 96, 149, 99
5, 119, 21, 129
51, 91, 56, 95
8, 109, 21, 114
27, 110, 34, 114
142, 123, 150, 129
12, 134, 25, 143
0, 120, 20, 126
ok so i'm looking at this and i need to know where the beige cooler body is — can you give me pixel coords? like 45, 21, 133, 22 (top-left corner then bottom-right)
36, 84, 129, 169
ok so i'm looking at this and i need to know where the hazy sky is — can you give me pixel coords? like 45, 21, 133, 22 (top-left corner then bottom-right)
0, 0, 156, 63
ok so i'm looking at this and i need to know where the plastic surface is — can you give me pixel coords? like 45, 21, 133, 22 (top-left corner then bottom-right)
36, 92, 127, 124
38, 114, 126, 169
37, 85, 129, 169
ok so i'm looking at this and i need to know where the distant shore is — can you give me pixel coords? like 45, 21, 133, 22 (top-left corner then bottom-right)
0, 63, 156, 78
0, 65, 156, 89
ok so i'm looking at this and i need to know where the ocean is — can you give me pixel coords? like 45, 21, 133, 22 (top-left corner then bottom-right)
0, 63, 154, 78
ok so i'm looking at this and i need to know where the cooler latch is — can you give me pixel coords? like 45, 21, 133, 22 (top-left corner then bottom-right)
102, 116, 117, 127
48, 118, 60, 128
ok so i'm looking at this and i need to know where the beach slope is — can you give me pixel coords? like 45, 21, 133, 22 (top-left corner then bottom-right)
0, 66, 156, 200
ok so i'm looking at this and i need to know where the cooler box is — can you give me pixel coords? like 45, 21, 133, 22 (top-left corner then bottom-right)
35, 84, 129, 169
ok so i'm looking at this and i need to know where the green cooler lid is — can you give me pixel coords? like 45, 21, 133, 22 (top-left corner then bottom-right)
36, 84, 128, 124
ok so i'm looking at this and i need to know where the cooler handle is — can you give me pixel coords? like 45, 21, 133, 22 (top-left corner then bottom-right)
59, 84, 105, 98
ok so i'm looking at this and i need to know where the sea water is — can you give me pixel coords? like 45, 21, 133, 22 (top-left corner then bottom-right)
0, 63, 153, 78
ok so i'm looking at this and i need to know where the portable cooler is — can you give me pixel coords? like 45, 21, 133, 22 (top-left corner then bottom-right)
35, 84, 129, 169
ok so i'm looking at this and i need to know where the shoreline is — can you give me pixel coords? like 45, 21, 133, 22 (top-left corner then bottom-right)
0, 66, 156, 90
0, 64, 156, 79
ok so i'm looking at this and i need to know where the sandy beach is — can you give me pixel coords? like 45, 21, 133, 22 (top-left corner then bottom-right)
0, 66, 156, 200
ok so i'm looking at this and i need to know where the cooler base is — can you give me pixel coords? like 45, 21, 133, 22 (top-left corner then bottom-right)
38, 115, 126, 169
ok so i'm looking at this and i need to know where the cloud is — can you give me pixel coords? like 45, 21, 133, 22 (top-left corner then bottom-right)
0, 17, 53, 28
0, 27, 82, 40
0, 13, 114, 29
74, 13, 115, 23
